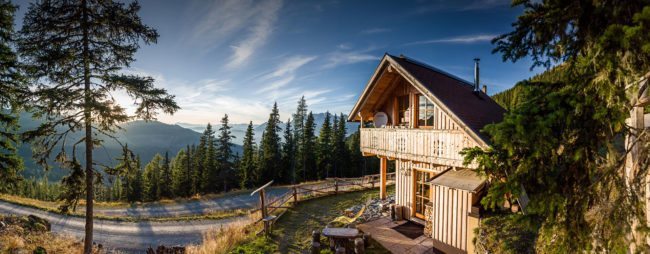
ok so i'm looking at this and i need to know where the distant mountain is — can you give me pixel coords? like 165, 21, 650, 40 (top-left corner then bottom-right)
177, 112, 360, 146
16, 114, 241, 182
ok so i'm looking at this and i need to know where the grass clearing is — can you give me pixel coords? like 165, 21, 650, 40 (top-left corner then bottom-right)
232, 186, 395, 253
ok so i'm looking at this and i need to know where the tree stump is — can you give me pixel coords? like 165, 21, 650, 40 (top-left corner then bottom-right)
354, 238, 365, 254
310, 242, 321, 254
363, 233, 371, 248
312, 230, 321, 244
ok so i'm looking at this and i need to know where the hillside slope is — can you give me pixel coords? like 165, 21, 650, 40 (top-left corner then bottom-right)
16, 114, 241, 181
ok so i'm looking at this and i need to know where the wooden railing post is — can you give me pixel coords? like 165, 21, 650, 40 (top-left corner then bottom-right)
260, 188, 269, 236
380, 157, 387, 200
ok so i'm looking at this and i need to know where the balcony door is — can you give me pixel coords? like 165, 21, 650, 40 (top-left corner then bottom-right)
414, 169, 433, 219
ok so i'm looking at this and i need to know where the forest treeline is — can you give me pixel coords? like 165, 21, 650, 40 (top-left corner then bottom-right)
8, 97, 379, 202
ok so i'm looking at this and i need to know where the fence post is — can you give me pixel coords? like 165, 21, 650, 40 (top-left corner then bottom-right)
334, 180, 338, 194
260, 189, 269, 237
293, 186, 298, 204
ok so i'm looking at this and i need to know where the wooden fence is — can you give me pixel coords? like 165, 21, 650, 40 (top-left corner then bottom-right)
251, 172, 396, 236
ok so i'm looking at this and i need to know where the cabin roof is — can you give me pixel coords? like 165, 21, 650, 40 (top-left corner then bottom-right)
348, 53, 507, 145
429, 169, 485, 192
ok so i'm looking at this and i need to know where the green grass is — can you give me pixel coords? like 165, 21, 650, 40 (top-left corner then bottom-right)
235, 186, 395, 254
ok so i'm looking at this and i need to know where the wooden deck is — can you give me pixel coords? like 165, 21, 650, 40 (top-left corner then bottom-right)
360, 128, 478, 168
357, 217, 440, 254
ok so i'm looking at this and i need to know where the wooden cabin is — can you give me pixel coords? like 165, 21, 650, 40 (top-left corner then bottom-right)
348, 54, 506, 254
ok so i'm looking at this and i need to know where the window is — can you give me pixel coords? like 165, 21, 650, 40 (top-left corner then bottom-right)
397, 95, 410, 126
418, 95, 434, 127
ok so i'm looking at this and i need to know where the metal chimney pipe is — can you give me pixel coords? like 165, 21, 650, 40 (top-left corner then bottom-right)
473, 58, 480, 92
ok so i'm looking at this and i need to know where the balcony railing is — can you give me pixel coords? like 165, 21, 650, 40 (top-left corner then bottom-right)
360, 128, 478, 167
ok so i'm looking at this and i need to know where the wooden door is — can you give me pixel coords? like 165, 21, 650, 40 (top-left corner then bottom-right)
414, 169, 433, 219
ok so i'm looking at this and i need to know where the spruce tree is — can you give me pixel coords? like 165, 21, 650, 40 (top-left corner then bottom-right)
18, 1, 178, 251
171, 148, 189, 197
239, 121, 256, 188
258, 103, 282, 183
216, 114, 235, 192
130, 155, 143, 202
159, 151, 172, 198
461, 1, 650, 251
302, 112, 317, 181
109, 144, 135, 201
347, 126, 363, 177
193, 131, 207, 195
0, 0, 23, 193
334, 114, 348, 177
292, 96, 308, 182
201, 124, 217, 192
281, 119, 294, 184
317, 112, 332, 179
143, 154, 163, 202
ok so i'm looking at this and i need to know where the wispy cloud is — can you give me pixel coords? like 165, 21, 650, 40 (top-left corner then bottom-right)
257, 55, 317, 93
323, 49, 379, 69
412, 0, 509, 14
227, 0, 283, 68
185, 0, 283, 67
405, 34, 496, 45
360, 28, 391, 35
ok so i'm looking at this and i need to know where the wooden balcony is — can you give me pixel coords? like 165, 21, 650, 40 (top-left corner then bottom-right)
360, 128, 478, 168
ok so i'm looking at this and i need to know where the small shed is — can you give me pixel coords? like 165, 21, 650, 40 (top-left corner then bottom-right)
427, 169, 485, 254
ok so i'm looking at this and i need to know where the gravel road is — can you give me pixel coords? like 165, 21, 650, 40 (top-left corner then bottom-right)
0, 200, 247, 253
90, 187, 291, 217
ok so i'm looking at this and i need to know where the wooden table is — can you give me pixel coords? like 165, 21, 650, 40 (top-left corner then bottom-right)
322, 227, 359, 252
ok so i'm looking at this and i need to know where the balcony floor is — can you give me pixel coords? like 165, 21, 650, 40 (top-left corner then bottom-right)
358, 217, 443, 254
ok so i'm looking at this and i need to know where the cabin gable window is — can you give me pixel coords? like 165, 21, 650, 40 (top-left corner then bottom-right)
418, 94, 435, 128
397, 95, 410, 127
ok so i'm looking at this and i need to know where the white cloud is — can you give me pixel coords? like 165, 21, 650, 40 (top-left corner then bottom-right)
405, 34, 496, 45
185, 0, 283, 67
226, 0, 283, 68
323, 50, 379, 69
360, 28, 391, 35
257, 55, 317, 93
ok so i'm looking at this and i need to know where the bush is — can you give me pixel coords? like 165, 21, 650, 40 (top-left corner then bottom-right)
474, 213, 540, 254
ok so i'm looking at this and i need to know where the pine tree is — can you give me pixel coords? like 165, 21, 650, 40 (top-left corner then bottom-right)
127, 155, 143, 202
159, 151, 172, 198
171, 148, 189, 197
302, 112, 317, 181
216, 114, 235, 192
239, 121, 256, 188
108, 144, 136, 201
193, 131, 207, 195
292, 96, 308, 183
258, 103, 282, 183
346, 126, 363, 177
334, 114, 348, 177
460, 1, 650, 251
281, 119, 294, 184
18, 1, 178, 251
143, 154, 163, 202
0, 0, 23, 193
317, 112, 332, 179
201, 124, 217, 192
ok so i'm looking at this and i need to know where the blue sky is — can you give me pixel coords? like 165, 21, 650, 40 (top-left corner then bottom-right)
13, 0, 542, 125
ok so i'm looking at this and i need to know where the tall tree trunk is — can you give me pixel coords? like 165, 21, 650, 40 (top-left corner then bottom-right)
81, 0, 94, 252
